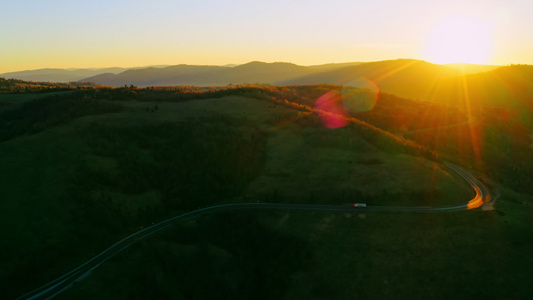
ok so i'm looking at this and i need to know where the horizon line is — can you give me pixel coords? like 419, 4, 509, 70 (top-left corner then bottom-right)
0, 58, 517, 74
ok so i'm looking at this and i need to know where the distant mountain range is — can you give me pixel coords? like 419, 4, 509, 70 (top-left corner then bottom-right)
77, 60, 527, 113
1, 61, 500, 88
77, 61, 369, 87
5, 60, 531, 113
0, 66, 169, 83
429, 64, 533, 111
77, 60, 501, 89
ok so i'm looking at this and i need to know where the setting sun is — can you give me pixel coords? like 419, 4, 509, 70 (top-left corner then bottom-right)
425, 14, 492, 64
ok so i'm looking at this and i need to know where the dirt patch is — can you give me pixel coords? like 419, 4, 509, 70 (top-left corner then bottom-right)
481, 202, 495, 211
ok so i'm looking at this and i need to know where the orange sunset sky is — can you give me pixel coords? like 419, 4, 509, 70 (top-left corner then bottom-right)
1, 0, 532, 73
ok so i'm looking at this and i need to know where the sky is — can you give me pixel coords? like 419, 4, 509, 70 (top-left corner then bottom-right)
1, 0, 532, 73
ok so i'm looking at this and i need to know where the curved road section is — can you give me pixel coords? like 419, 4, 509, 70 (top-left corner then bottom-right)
444, 161, 490, 209
19, 162, 490, 300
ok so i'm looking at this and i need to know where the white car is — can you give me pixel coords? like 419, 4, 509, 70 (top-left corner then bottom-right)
353, 203, 367, 207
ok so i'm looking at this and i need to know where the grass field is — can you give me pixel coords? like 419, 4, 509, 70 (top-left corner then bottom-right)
2, 89, 530, 299
57, 189, 533, 299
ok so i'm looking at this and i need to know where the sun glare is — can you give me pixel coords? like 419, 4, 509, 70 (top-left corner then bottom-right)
425, 14, 492, 64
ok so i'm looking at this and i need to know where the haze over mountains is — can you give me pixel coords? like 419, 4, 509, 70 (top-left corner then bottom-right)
424, 64, 533, 112
72, 59, 530, 113
2, 60, 497, 86
5, 59, 532, 113
76, 60, 500, 88
77, 61, 369, 87
0, 66, 169, 83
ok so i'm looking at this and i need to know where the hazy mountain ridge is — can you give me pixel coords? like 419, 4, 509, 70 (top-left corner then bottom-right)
445, 63, 500, 74
79, 60, 533, 116
278, 59, 465, 96
84, 65, 231, 87
81, 61, 317, 87
0, 66, 169, 83
79, 59, 464, 88
0, 60, 493, 84
423, 64, 533, 114
5, 60, 530, 114
78, 59, 511, 97
281, 60, 532, 112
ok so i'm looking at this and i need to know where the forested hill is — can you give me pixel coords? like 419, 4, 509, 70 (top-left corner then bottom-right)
0, 77, 102, 93
76, 60, 533, 114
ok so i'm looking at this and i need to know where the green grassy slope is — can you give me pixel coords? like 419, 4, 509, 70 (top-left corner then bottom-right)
55, 87, 532, 300
58, 194, 533, 299
1, 87, 474, 299
426, 65, 533, 113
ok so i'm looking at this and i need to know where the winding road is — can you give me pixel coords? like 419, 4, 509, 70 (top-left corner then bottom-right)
18, 161, 491, 300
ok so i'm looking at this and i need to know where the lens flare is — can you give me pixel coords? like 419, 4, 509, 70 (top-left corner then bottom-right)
314, 90, 347, 129
340, 84, 380, 113
314, 84, 381, 128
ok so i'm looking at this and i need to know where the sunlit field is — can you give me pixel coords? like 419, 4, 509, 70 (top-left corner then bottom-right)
0, 83, 531, 299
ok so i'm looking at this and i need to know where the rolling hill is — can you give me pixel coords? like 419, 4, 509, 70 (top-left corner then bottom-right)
2, 82, 532, 299
0, 68, 130, 82
445, 62, 499, 74
80, 59, 464, 90
82, 65, 230, 87
10, 60, 526, 116
81, 62, 314, 87
1, 85, 475, 298
429, 64, 533, 113
77, 60, 529, 114
278, 59, 465, 98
